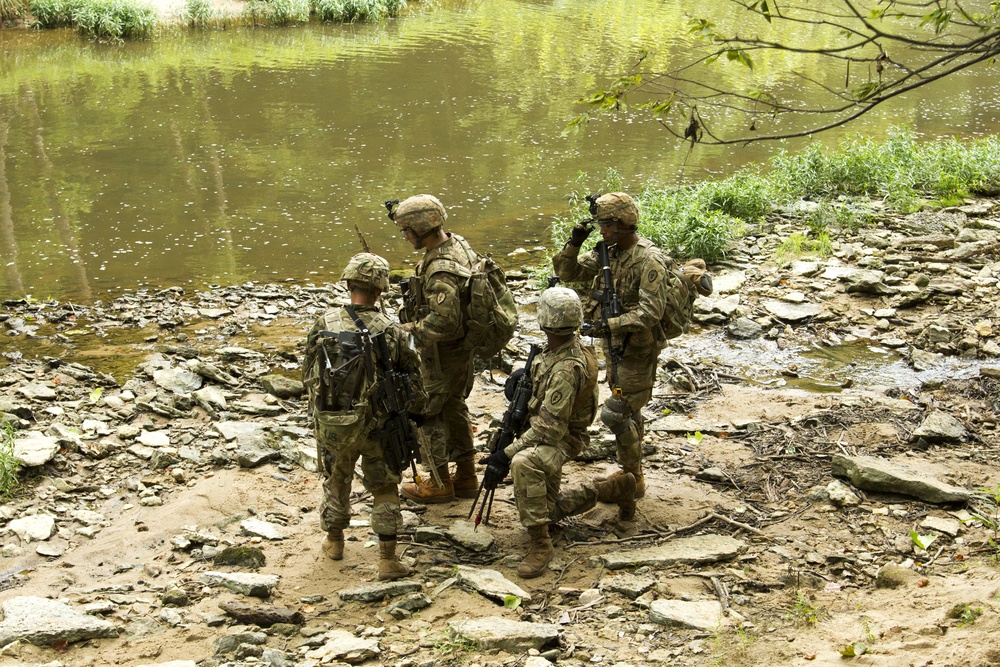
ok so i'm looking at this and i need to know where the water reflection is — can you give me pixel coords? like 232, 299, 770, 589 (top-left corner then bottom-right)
0, 0, 999, 303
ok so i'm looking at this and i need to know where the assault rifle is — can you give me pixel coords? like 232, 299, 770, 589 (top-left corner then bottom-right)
580, 240, 625, 398
468, 343, 541, 528
344, 306, 421, 477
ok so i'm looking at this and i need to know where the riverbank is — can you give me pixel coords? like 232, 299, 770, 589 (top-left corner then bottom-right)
3, 190, 1000, 666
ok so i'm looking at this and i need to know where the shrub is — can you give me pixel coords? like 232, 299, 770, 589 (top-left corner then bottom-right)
182, 0, 213, 27
244, 0, 309, 26
29, 0, 85, 28
312, 0, 405, 22
1, 0, 29, 23
72, 0, 157, 39
0, 424, 21, 500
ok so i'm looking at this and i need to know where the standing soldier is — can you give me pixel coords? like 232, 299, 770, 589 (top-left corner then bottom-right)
389, 194, 479, 503
302, 253, 423, 581
551, 192, 671, 500
480, 286, 635, 579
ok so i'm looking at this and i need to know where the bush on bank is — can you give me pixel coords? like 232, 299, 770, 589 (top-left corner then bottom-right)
551, 129, 1000, 264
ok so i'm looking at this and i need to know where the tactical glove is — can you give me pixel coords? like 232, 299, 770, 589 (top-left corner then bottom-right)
480, 448, 512, 490
504, 368, 526, 402
582, 320, 609, 338
569, 223, 592, 247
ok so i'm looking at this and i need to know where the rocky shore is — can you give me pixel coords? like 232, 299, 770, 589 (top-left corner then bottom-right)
2, 199, 1000, 667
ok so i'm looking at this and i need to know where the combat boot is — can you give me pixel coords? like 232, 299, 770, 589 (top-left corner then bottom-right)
518, 524, 553, 579
321, 529, 344, 560
377, 538, 412, 581
595, 473, 636, 522
451, 459, 479, 499
400, 465, 455, 504
597, 467, 645, 499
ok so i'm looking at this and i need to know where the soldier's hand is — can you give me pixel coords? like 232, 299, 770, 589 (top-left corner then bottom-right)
481, 448, 512, 489
582, 320, 609, 338
569, 223, 592, 247
504, 368, 526, 401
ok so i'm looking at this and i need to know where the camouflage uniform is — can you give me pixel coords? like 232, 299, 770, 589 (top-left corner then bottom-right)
400, 233, 479, 474
552, 236, 671, 471
507, 336, 599, 527
302, 305, 424, 538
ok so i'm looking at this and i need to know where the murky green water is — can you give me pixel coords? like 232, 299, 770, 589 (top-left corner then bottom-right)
2, 0, 1000, 304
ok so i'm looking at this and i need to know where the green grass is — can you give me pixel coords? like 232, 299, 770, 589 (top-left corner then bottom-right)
243, 0, 310, 26
29, 0, 155, 37
311, 0, 404, 22
0, 424, 22, 501
1, 0, 29, 23
549, 129, 1000, 263
182, 0, 214, 27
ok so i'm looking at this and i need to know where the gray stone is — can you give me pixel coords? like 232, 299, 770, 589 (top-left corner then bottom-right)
188, 360, 239, 386
445, 520, 495, 552
241, 518, 287, 541
912, 348, 944, 371
875, 564, 923, 589
305, 629, 380, 664
790, 261, 821, 277
649, 599, 726, 631
453, 565, 532, 603
214, 631, 268, 655
599, 534, 745, 570
726, 317, 763, 340
7, 514, 55, 542
261, 374, 305, 399
386, 592, 432, 617
194, 385, 228, 409
153, 367, 203, 394
920, 515, 961, 537
18, 383, 57, 401
200, 571, 279, 598
826, 479, 861, 507
46, 423, 83, 449
0, 596, 118, 646
338, 580, 422, 603
712, 270, 747, 294
199, 308, 233, 319
762, 300, 822, 324
831, 455, 970, 503
262, 648, 292, 667
216, 421, 265, 443
137, 430, 171, 447
600, 573, 656, 600
448, 616, 559, 652
216, 346, 264, 361
237, 443, 280, 468
13, 431, 60, 466
911, 410, 968, 445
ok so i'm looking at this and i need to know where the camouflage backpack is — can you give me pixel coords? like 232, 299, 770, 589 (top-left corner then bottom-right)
659, 258, 713, 342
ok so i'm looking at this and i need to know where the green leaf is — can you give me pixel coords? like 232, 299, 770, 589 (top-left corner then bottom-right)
839, 642, 867, 657
909, 530, 937, 550
661, 407, 672, 416
503, 595, 522, 609
89, 387, 102, 403
687, 431, 704, 445
759, 0, 771, 23
726, 49, 754, 69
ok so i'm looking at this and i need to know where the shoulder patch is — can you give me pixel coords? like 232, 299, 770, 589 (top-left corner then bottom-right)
550, 390, 563, 406
436, 292, 447, 305
647, 269, 659, 283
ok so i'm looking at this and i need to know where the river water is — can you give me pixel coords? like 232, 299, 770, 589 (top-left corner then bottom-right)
2, 0, 1000, 304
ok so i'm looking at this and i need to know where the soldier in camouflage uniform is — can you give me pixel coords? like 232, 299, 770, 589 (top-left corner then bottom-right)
551, 192, 672, 500
302, 253, 424, 581
389, 194, 480, 504
481, 287, 635, 579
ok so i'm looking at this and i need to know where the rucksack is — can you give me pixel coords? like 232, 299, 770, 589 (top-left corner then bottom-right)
463, 253, 517, 360
659, 258, 713, 341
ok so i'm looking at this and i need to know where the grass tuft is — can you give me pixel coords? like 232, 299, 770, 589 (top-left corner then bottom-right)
1, 0, 29, 23
0, 424, 22, 501
311, 0, 404, 22
243, 0, 310, 26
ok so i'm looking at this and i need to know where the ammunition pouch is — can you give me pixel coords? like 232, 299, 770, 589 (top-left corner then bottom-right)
600, 395, 630, 433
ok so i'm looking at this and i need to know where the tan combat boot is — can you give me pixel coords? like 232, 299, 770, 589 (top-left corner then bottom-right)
451, 459, 479, 499
377, 538, 412, 581
595, 472, 637, 522
400, 465, 455, 504
322, 529, 344, 560
518, 524, 553, 579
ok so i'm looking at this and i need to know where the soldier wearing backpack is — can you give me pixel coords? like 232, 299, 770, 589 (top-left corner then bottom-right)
552, 192, 672, 501
389, 194, 485, 504
302, 253, 424, 581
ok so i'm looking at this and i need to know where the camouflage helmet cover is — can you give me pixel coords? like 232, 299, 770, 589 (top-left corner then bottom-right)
537, 286, 583, 332
594, 192, 639, 229
392, 194, 447, 236
341, 252, 390, 291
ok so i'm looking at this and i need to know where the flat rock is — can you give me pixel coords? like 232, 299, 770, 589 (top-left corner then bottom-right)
218, 600, 304, 627
17, 383, 57, 401
599, 534, 745, 570
649, 599, 726, 631
153, 367, 203, 394
305, 629, 379, 664
137, 430, 171, 447
911, 410, 968, 444
13, 431, 60, 467
446, 520, 495, 552
600, 573, 656, 599
240, 518, 286, 541
200, 571, 279, 598
831, 455, 970, 503
0, 596, 119, 647
453, 565, 532, 603
338, 580, 422, 603
763, 300, 823, 323
7, 514, 55, 542
260, 374, 304, 399
448, 616, 559, 652
920, 515, 962, 537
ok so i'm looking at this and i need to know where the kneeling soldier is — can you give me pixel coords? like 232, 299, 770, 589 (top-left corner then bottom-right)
302, 253, 425, 581
480, 286, 635, 579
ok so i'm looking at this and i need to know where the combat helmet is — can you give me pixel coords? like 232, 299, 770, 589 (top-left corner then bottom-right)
537, 286, 583, 333
593, 192, 639, 230
341, 252, 390, 292
388, 194, 447, 237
